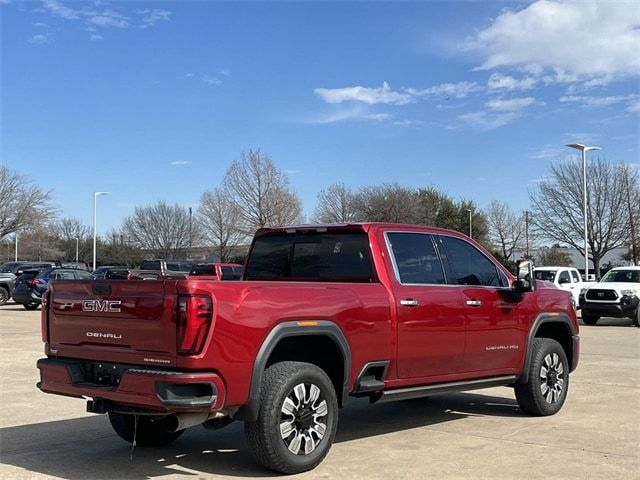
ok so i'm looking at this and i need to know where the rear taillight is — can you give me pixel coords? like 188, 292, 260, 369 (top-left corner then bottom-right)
176, 295, 213, 355
28, 279, 43, 286
41, 290, 50, 342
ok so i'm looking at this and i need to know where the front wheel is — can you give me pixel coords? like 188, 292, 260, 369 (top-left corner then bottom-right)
108, 412, 184, 447
23, 303, 39, 310
515, 338, 569, 416
0, 287, 9, 306
581, 314, 599, 325
633, 308, 640, 328
245, 361, 338, 474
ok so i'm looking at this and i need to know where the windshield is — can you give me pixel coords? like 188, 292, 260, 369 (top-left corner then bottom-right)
534, 270, 556, 282
601, 270, 640, 283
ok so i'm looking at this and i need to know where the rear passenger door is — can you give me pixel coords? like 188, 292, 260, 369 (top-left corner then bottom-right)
436, 235, 523, 375
385, 232, 466, 379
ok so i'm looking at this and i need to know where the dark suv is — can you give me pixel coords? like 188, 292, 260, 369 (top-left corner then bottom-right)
0, 261, 60, 305
13, 267, 95, 310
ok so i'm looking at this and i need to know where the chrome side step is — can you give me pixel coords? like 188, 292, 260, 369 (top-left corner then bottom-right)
375, 375, 517, 403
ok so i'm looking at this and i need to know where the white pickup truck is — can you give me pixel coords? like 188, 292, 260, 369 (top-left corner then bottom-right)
578, 266, 640, 327
534, 266, 586, 307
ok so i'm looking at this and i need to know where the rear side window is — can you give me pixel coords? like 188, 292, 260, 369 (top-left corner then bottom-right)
558, 271, 571, 283
220, 266, 243, 280
140, 260, 161, 270
386, 232, 445, 284
245, 232, 375, 282
167, 262, 192, 272
74, 271, 94, 280
438, 236, 504, 287
571, 270, 580, 283
189, 265, 215, 276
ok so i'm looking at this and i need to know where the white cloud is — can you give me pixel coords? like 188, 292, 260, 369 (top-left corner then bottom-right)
314, 82, 413, 105
486, 96, 537, 111
627, 100, 640, 113
40, 0, 170, 33
559, 94, 639, 108
33, 22, 48, 27
137, 9, 171, 28
487, 72, 536, 91
170, 161, 192, 166
409, 81, 480, 99
218, 68, 232, 77
202, 75, 222, 86
29, 34, 49, 45
89, 33, 103, 41
458, 111, 521, 130
392, 119, 425, 127
465, 0, 640, 84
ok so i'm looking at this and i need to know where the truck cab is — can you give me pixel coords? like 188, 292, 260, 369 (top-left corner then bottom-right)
534, 266, 585, 307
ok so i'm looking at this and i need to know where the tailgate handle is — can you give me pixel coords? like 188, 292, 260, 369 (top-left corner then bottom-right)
92, 284, 112, 296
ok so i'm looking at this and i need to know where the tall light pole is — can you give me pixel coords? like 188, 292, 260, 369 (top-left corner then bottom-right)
466, 209, 473, 239
14, 232, 18, 261
74, 237, 79, 263
188, 206, 193, 261
93, 191, 110, 271
566, 144, 600, 280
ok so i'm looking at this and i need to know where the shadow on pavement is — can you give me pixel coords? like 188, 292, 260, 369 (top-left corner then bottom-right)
0, 392, 520, 479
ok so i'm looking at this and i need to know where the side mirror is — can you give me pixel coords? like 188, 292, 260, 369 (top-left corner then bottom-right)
514, 260, 536, 293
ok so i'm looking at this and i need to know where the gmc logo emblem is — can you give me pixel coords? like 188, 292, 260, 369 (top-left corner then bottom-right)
82, 300, 122, 313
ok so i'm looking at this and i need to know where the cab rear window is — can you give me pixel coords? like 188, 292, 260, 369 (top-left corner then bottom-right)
245, 232, 375, 282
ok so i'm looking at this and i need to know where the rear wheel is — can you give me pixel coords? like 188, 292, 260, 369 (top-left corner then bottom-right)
515, 338, 569, 416
581, 314, 599, 325
0, 286, 9, 306
245, 361, 338, 474
23, 303, 39, 310
108, 412, 184, 447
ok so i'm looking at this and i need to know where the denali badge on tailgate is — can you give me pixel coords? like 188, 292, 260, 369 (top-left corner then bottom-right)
82, 300, 122, 313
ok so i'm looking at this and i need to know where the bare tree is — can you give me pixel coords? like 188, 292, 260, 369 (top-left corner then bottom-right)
0, 166, 55, 240
55, 217, 91, 241
312, 183, 357, 223
352, 183, 422, 223
198, 188, 246, 262
536, 246, 573, 267
224, 150, 302, 233
122, 201, 198, 259
621, 165, 640, 265
486, 200, 525, 261
530, 158, 630, 278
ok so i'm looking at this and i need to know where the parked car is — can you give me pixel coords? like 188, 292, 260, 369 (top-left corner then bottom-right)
128, 260, 193, 280
38, 223, 579, 474
579, 266, 640, 326
0, 261, 60, 305
61, 261, 90, 271
189, 262, 244, 280
13, 267, 95, 310
92, 266, 129, 279
534, 266, 590, 307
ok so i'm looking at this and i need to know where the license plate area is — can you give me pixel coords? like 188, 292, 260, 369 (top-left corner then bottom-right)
68, 361, 128, 390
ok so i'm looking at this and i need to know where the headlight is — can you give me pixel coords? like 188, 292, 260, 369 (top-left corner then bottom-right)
620, 289, 638, 297
579, 288, 588, 295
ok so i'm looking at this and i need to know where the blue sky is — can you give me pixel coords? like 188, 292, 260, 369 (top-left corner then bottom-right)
1, 0, 638, 235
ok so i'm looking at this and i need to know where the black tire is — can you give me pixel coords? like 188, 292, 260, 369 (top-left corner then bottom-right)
515, 338, 569, 416
633, 308, 640, 328
245, 361, 338, 474
108, 412, 184, 447
581, 314, 599, 325
0, 287, 9, 306
23, 303, 39, 311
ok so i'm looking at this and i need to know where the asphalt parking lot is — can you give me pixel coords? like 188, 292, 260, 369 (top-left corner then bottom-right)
1, 303, 638, 480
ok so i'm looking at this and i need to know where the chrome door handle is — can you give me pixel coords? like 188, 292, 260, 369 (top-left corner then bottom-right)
466, 300, 482, 307
400, 299, 418, 307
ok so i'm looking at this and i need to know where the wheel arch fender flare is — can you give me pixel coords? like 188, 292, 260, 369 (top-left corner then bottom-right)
235, 320, 352, 422
518, 313, 578, 384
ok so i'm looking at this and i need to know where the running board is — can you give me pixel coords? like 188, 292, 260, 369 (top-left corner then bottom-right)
374, 375, 517, 403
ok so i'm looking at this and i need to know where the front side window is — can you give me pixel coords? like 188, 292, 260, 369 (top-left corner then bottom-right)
534, 270, 556, 282
140, 260, 161, 270
438, 236, 504, 287
220, 266, 243, 280
245, 232, 375, 282
386, 232, 445, 285
558, 271, 571, 284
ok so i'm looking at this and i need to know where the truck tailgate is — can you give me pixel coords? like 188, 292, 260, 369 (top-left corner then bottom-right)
46, 280, 178, 366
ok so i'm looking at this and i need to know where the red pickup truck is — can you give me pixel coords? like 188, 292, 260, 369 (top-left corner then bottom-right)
37, 223, 579, 473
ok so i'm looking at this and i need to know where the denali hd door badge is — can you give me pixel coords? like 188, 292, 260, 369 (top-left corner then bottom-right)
82, 300, 122, 313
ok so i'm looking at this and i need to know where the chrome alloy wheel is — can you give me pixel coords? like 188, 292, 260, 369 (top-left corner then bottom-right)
280, 383, 328, 455
540, 353, 565, 404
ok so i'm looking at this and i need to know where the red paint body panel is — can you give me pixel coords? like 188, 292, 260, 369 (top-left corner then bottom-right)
38, 223, 579, 413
